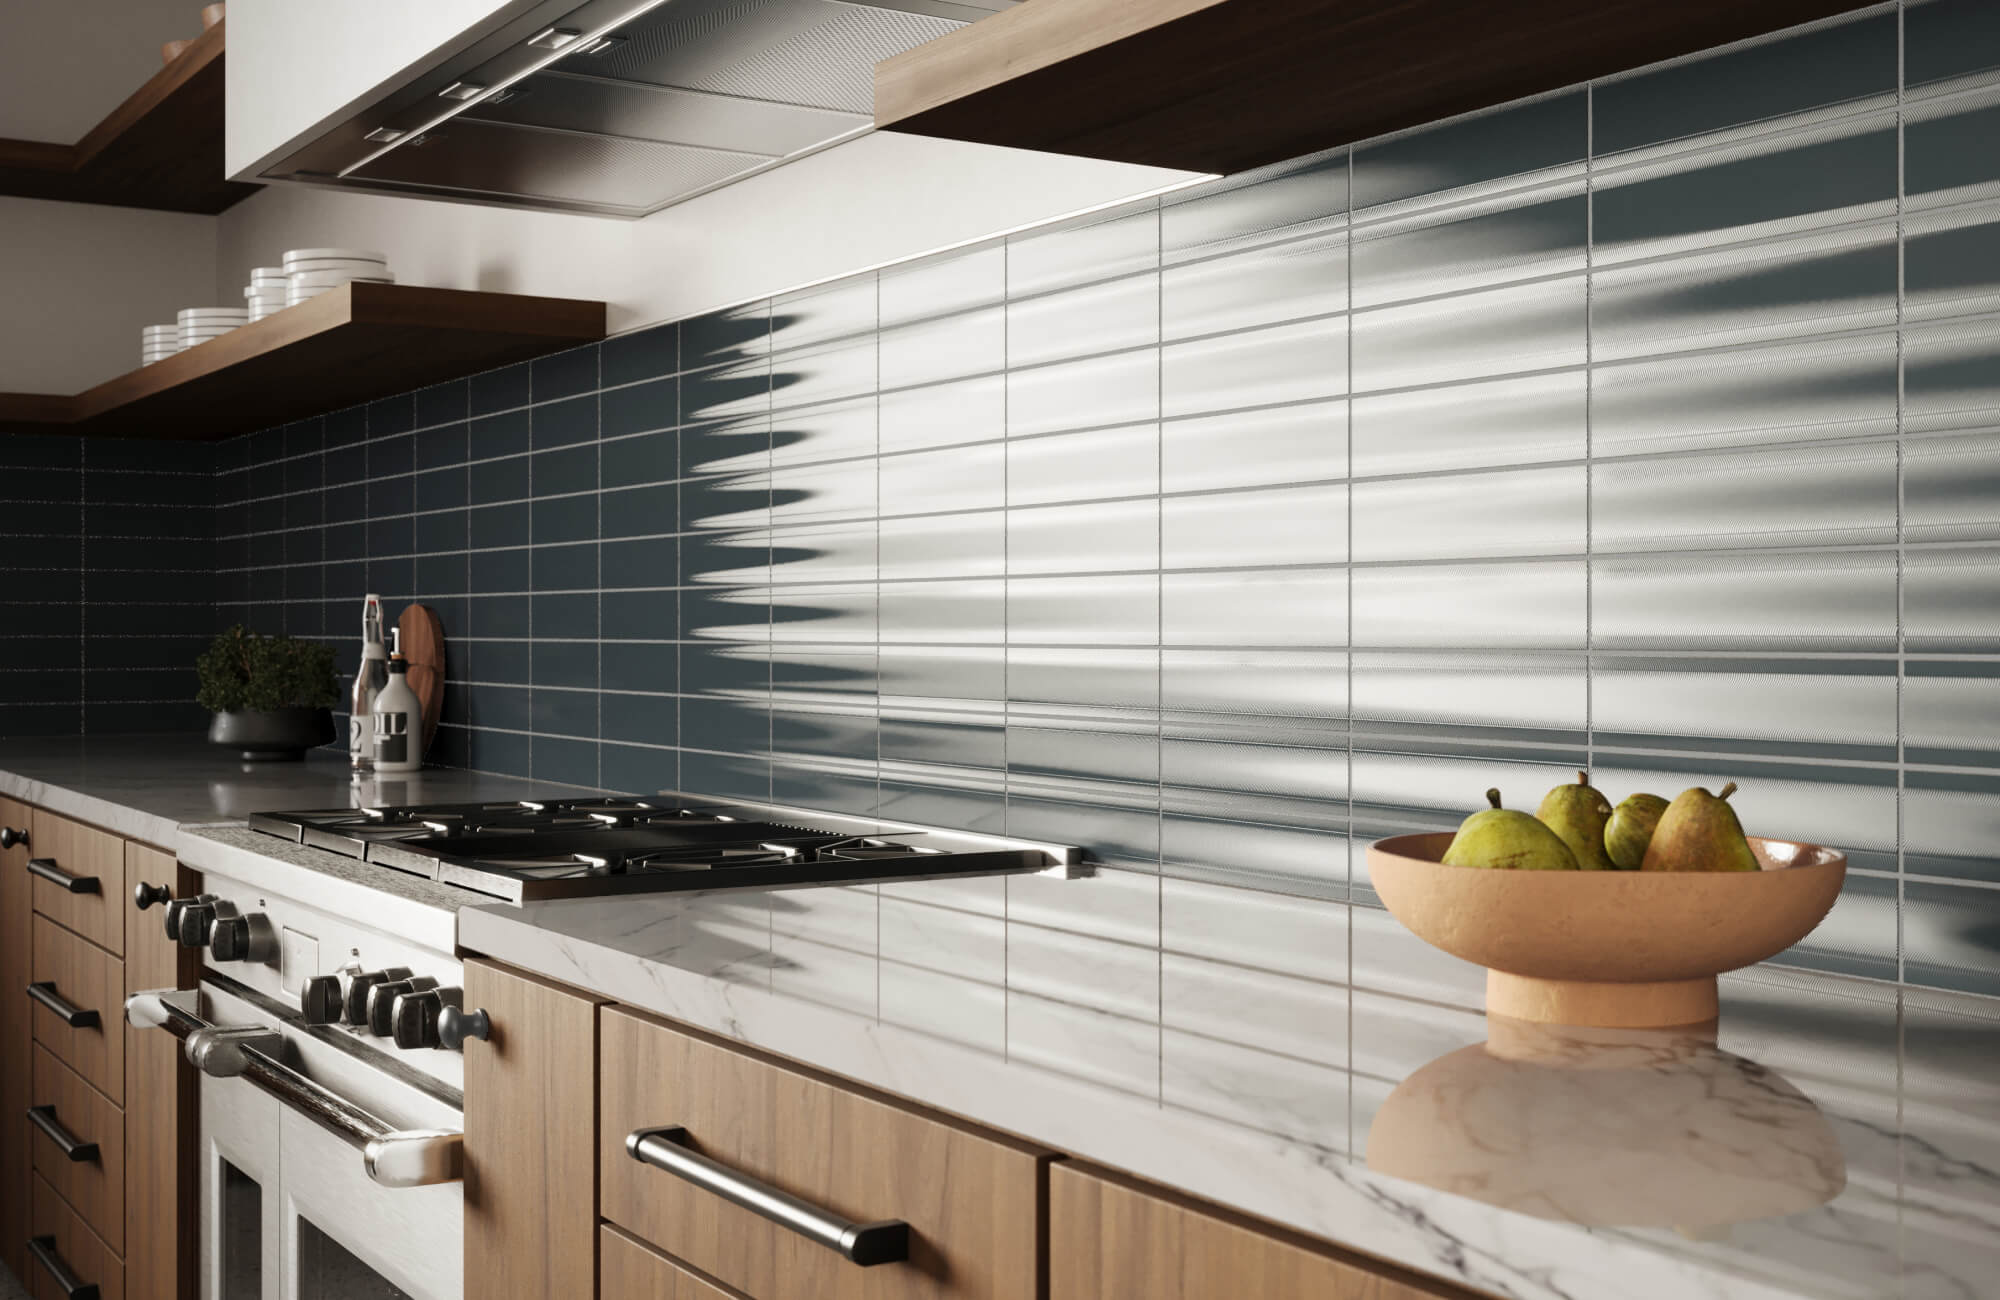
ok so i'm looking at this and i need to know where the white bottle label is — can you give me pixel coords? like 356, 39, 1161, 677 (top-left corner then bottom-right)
373, 711, 410, 766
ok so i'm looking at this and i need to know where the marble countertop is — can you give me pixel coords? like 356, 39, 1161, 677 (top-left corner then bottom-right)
462, 880, 2000, 1300
2, 735, 1994, 1298
0, 734, 592, 847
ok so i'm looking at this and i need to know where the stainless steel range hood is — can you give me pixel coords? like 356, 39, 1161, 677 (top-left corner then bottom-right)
263, 0, 1012, 218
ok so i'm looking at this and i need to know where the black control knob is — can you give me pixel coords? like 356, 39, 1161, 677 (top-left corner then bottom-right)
437, 1004, 490, 1052
177, 900, 219, 948
301, 976, 345, 1026
392, 986, 460, 1051
133, 881, 172, 910
211, 912, 277, 964
0, 827, 26, 849
342, 967, 413, 1027
366, 975, 437, 1037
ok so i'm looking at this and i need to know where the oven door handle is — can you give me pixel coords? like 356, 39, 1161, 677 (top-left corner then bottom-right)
126, 988, 462, 1189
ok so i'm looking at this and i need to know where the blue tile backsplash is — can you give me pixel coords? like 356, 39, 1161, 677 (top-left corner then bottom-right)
8, 0, 2000, 999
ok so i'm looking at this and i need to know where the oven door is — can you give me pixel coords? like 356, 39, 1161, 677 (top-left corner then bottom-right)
143, 980, 465, 1300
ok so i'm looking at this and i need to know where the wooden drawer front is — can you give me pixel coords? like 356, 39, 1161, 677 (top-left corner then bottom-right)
29, 1171, 124, 1300
124, 842, 198, 1300
1050, 1163, 1478, 1300
602, 1224, 751, 1300
29, 915, 125, 1105
2, 794, 32, 1285
29, 1045, 125, 1255
601, 1008, 1046, 1300
28, 810, 125, 958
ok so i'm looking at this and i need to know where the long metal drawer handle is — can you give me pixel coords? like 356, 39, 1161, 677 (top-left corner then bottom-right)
28, 1234, 100, 1300
626, 1126, 910, 1266
125, 989, 462, 1189
27, 1105, 100, 1163
27, 858, 99, 894
27, 982, 100, 1029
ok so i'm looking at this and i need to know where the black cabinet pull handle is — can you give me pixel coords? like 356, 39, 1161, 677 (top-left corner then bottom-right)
27, 1105, 99, 1163
133, 880, 172, 910
626, 1126, 910, 1266
27, 982, 100, 1029
27, 858, 98, 894
27, 1235, 100, 1300
0, 826, 25, 849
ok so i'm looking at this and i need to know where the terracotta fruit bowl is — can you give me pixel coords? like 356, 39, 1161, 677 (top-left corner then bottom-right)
1366, 833, 1846, 1028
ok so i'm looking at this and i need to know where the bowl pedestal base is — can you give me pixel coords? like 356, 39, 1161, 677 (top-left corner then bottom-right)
1487, 971, 1720, 1029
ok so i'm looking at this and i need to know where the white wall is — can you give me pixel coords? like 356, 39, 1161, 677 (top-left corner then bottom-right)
216, 131, 1201, 334
0, 196, 218, 393
0, 0, 198, 143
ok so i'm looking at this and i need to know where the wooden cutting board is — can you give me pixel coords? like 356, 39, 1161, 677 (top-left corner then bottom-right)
397, 604, 446, 755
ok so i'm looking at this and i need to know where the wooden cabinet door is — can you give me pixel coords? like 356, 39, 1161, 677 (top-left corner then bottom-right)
601, 1224, 752, 1300
1, 794, 32, 1283
601, 1007, 1048, 1300
462, 958, 607, 1300
28, 809, 125, 958
125, 841, 198, 1300
1050, 1162, 1485, 1300
29, 915, 124, 1105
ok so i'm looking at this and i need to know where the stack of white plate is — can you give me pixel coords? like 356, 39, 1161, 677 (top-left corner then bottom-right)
141, 324, 179, 366
244, 266, 287, 321
178, 307, 249, 349
283, 248, 393, 306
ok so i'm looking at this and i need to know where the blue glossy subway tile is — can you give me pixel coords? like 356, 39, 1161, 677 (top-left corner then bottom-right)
772, 704, 877, 761
469, 502, 530, 552
533, 639, 598, 690
1353, 90, 1585, 211
1159, 812, 1347, 899
1905, 770, 2000, 882
1767, 870, 1898, 982
1904, 880, 2000, 996
1905, 660, 2000, 767
769, 459, 875, 525
468, 728, 532, 778
1908, 0, 2000, 87
1163, 568, 1344, 648
415, 420, 469, 472
1005, 425, 1156, 507
1352, 559, 1584, 648
1007, 499, 1158, 575
531, 686, 598, 738
1007, 350, 1158, 437
468, 595, 531, 641
879, 644, 1003, 703
469, 546, 530, 594
530, 394, 597, 450
1906, 545, 2000, 652
1591, 331, 1897, 456
1162, 150, 1347, 264
1161, 648, 1346, 721
1592, 222, 1897, 361
1161, 400, 1343, 494
681, 587, 770, 642
471, 640, 533, 688
1351, 651, 1586, 742
1593, 439, 1898, 553
530, 493, 598, 545
681, 530, 769, 586
530, 541, 597, 592
1351, 276, 1583, 392
414, 508, 468, 555
1006, 785, 1160, 868
771, 396, 876, 468
880, 244, 1003, 330
879, 579, 1004, 645
1595, 11, 1894, 156
530, 443, 597, 498
600, 483, 677, 539
601, 588, 679, 641
679, 749, 771, 802
1353, 191, 1584, 310
600, 692, 678, 746
1592, 656, 1897, 761
768, 522, 876, 585
532, 735, 599, 786
325, 405, 369, 447
1352, 465, 1584, 563
1905, 315, 2000, 436
602, 322, 678, 389
368, 433, 414, 480
1906, 92, 2000, 199
600, 375, 675, 441
602, 641, 675, 694
368, 393, 415, 436
415, 379, 469, 429
1008, 206, 1158, 298
772, 278, 876, 352
769, 585, 875, 645
1351, 372, 1581, 478
366, 513, 413, 557
1009, 573, 1157, 645
682, 696, 769, 755
323, 442, 367, 488
1906, 203, 2000, 322
471, 362, 531, 417
532, 344, 598, 403
683, 358, 772, 424
1162, 233, 1345, 344
880, 713, 1004, 770
414, 550, 468, 595
770, 336, 876, 414
1009, 273, 1158, 368
366, 555, 412, 599
683, 303, 769, 369
1162, 483, 1346, 570
470, 407, 531, 459
1009, 646, 1157, 710
878, 375, 1004, 454
1592, 123, 1897, 261
1162, 315, 1346, 418
600, 428, 678, 490
681, 414, 770, 477
1008, 723, 1158, 786
0, 435, 80, 470
415, 466, 469, 514
1593, 548, 1898, 652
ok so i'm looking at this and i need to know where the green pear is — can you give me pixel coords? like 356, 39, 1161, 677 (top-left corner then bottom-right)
1604, 792, 1670, 870
1536, 770, 1616, 871
1442, 789, 1580, 871
1639, 782, 1758, 873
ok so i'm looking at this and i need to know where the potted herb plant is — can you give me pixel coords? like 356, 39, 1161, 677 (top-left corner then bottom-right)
196, 626, 339, 761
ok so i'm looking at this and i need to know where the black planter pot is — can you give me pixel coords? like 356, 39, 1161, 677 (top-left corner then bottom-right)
207, 707, 336, 762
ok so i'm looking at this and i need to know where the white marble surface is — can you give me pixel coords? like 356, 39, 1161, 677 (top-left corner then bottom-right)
461, 884, 2000, 1300
0, 734, 590, 848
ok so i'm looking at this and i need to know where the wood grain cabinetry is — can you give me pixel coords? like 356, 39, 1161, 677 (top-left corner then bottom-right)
462, 958, 609, 1300
1050, 1162, 1485, 1300
29, 1170, 123, 1300
124, 841, 198, 1300
602, 1224, 751, 1300
600, 1007, 1049, 1300
1, 795, 32, 1283
28, 810, 126, 957
28, 1045, 125, 1254
29, 914, 126, 1106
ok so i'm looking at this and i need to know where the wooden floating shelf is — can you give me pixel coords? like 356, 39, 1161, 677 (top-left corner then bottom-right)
0, 282, 608, 441
0, 20, 259, 214
875, 0, 1882, 176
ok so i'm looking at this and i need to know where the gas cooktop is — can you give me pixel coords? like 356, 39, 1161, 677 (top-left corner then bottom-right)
247, 794, 1083, 903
